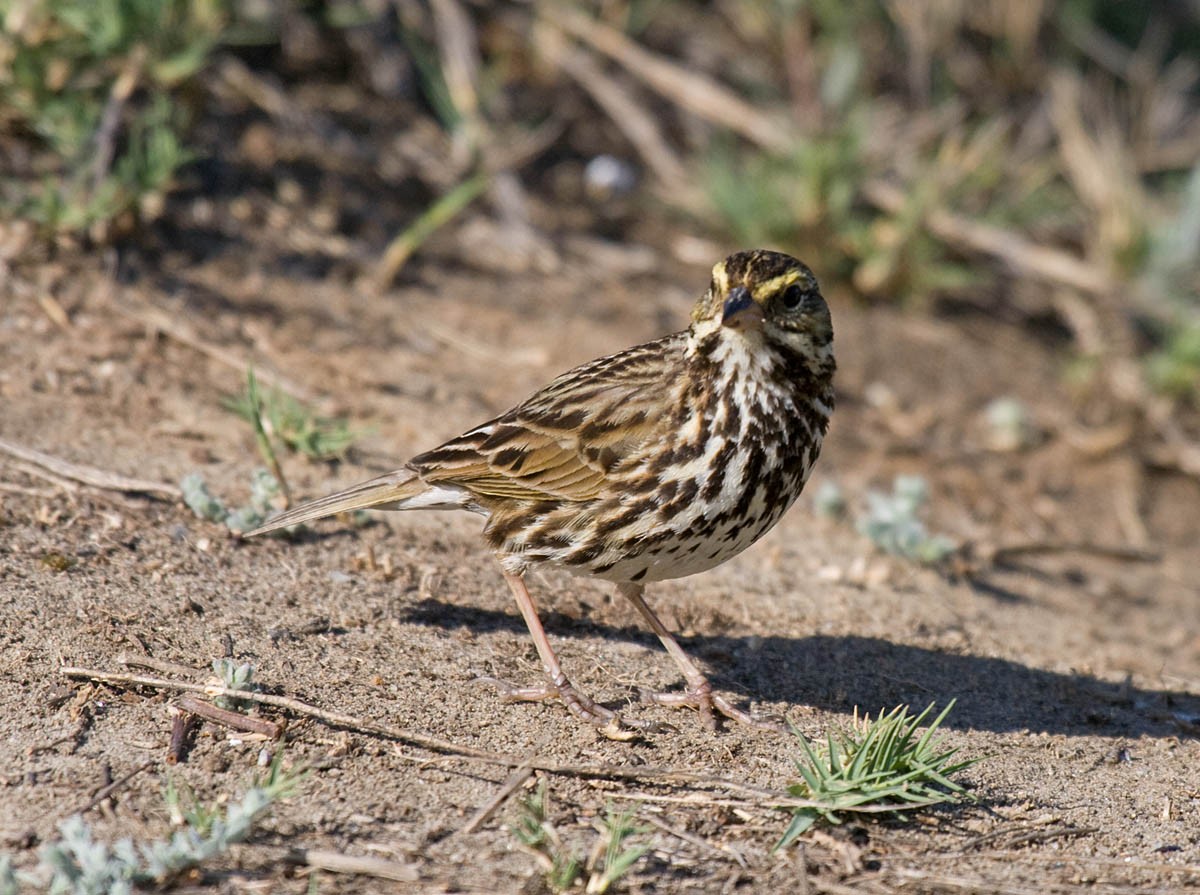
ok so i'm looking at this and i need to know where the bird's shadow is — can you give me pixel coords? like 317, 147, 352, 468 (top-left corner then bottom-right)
400, 598, 1199, 740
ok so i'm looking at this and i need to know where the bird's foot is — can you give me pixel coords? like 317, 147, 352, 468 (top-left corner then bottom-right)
474, 676, 662, 739
639, 680, 786, 732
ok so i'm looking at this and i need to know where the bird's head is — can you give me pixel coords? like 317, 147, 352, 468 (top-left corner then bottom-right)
690, 250, 834, 375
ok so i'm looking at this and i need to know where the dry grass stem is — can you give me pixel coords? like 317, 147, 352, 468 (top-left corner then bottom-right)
537, 32, 690, 197
539, 5, 792, 152
112, 296, 316, 402
286, 848, 420, 882
459, 764, 535, 835
0, 437, 178, 499
72, 760, 155, 816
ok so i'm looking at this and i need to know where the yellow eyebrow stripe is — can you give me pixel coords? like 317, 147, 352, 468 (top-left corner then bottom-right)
752, 271, 803, 299
710, 260, 730, 295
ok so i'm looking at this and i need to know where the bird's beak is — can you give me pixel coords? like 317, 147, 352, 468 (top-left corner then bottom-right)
721, 286, 763, 330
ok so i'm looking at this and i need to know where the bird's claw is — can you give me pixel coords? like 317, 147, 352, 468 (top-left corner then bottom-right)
473, 676, 663, 738
639, 685, 787, 733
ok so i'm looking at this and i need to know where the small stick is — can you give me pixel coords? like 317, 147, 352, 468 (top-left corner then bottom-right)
0, 438, 178, 499
963, 822, 1098, 851
458, 764, 534, 835
988, 541, 1159, 565
117, 652, 204, 679
167, 711, 200, 765
1002, 825, 1098, 848
0, 481, 57, 498
73, 761, 155, 816
90, 46, 145, 195
286, 848, 419, 882
176, 694, 285, 739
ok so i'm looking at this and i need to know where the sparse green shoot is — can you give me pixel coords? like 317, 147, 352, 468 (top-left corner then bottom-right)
0, 0, 224, 238
512, 781, 649, 894
224, 374, 359, 464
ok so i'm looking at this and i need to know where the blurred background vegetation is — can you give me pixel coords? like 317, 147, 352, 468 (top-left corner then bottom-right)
1, 0, 1197, 409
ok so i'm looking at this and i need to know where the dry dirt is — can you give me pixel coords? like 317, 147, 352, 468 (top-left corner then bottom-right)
1, 200, 1199, 893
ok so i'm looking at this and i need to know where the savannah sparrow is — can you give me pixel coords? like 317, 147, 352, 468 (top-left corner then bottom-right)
245, 250, 835, 735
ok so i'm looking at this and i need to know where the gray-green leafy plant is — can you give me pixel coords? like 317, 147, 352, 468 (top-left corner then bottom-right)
1, 756, 299, 894
180, 468, 280, 534
211, 658, 255, 710
856, 475, 956, 563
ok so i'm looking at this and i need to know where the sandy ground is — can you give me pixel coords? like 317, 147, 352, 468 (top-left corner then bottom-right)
1, 215, 1199, 893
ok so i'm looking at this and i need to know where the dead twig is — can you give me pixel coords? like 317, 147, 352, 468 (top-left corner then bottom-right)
73, 760, 155, 816
117, 652, 205, 679
458, 764, 534, 835
175, 694, 286, 739
861, 179, 1114, 297
7, 460, 81, 494
286, 848, 419, 882
962, 822, 1098, 851
0, 480, 58, 499
90, 46, 145, 197
0, 437, 179, 499
938, 849, 1200, 876
986, 541, 1159, 565
886, 868, 1047, 895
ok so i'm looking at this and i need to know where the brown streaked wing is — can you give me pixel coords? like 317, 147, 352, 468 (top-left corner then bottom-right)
409, 334, 683, 502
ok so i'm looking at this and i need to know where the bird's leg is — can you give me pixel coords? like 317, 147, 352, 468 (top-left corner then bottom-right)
618, 583, 784, 732
477, 570, 640, 736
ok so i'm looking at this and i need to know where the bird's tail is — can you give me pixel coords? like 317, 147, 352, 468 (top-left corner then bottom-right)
241, 471, 442, 537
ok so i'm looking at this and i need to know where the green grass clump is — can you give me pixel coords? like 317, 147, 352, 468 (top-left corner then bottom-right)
777, 701, 978, 849
512, 781, 649, 894
0, 0, 226, 238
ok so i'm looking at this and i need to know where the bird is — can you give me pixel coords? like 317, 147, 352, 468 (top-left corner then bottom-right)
244, 249, 835, 735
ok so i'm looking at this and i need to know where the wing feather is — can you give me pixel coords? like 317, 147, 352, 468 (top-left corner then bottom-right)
410, 334, 683, 502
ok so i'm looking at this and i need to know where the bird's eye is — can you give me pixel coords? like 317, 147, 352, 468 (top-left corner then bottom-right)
779, 284, 807, 311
